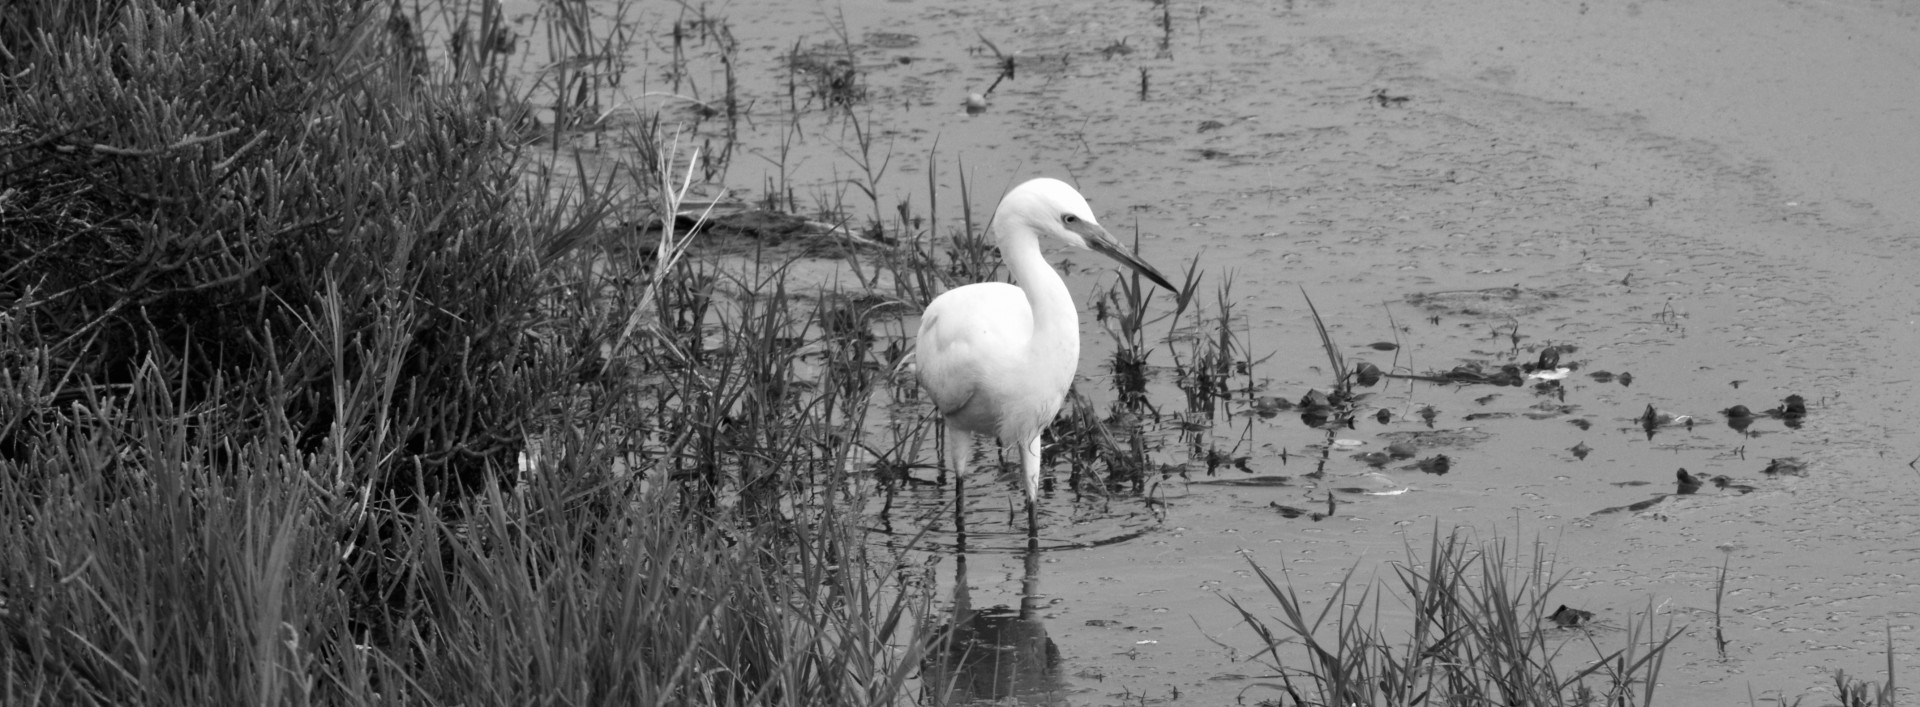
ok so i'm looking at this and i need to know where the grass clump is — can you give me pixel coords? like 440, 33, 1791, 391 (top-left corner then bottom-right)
0, 372, 923, 704
1227, 528, 1681, 706
1822, 627, 1898, 707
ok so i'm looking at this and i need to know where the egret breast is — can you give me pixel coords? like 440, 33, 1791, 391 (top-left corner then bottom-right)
916, 282, 1078, 443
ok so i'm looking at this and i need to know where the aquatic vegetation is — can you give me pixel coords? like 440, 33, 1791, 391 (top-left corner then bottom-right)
1226, 529, 1681, 707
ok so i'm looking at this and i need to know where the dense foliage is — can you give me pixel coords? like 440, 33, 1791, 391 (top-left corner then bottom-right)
0, 2, 918, 704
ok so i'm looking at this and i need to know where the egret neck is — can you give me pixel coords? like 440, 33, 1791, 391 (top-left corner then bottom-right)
1001, 228, 1080, 400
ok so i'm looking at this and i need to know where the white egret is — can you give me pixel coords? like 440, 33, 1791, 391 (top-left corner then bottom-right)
916, 178, 1177, 534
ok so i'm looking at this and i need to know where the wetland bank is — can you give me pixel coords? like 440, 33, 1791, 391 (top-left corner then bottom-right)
5, 0, 1918, 704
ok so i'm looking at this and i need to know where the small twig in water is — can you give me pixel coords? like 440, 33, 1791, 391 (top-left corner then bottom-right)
1713, 552, 1730, 660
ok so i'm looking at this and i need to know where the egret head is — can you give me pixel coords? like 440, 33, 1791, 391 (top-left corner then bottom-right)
994, 178, 1177, 291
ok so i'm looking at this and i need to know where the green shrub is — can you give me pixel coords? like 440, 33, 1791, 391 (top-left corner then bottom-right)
1, 0, 591, 501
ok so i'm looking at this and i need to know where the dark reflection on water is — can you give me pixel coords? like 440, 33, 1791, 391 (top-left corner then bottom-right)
923, 479, 1064, 706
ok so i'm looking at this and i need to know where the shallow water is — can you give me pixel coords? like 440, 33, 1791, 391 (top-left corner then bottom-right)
503, 0, 1920, 701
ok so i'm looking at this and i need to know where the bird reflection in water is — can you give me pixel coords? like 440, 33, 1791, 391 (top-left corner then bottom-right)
923, 494, 1063, 705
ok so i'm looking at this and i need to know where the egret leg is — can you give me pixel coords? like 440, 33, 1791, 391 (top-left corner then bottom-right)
943, 424, 973, 480
943, 422, 977, 533
1019, 435, 1043, 537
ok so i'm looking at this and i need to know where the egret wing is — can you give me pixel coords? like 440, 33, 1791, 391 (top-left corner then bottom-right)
915, 283, 1033, 432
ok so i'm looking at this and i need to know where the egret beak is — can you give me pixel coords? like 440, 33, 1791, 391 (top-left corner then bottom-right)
1072, 221, 1177, 292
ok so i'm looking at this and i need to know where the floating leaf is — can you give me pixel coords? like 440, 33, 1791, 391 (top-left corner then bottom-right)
1676, 468, 1702, 495
1762, 457, 1806, 476
1711, 475, 1756, 494
1270, 502, 1311, 519
1415, 455, 1451, 475
1525, 367, 1571, 382
1549, 605, 1594, 628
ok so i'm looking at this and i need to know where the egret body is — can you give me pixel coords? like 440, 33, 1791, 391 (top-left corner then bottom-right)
916, 178, 1176, 533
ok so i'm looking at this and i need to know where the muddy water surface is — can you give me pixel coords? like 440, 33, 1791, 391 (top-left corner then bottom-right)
509, 0, 1920, 702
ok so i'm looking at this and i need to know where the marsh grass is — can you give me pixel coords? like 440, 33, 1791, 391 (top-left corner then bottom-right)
1227, 528, 1682, 707
1, 1, 926, 704
1169, 269, 1247, 415
1819, 628, 1898, 707
1, 369, 926, 705
1300, 287, 1350, 393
